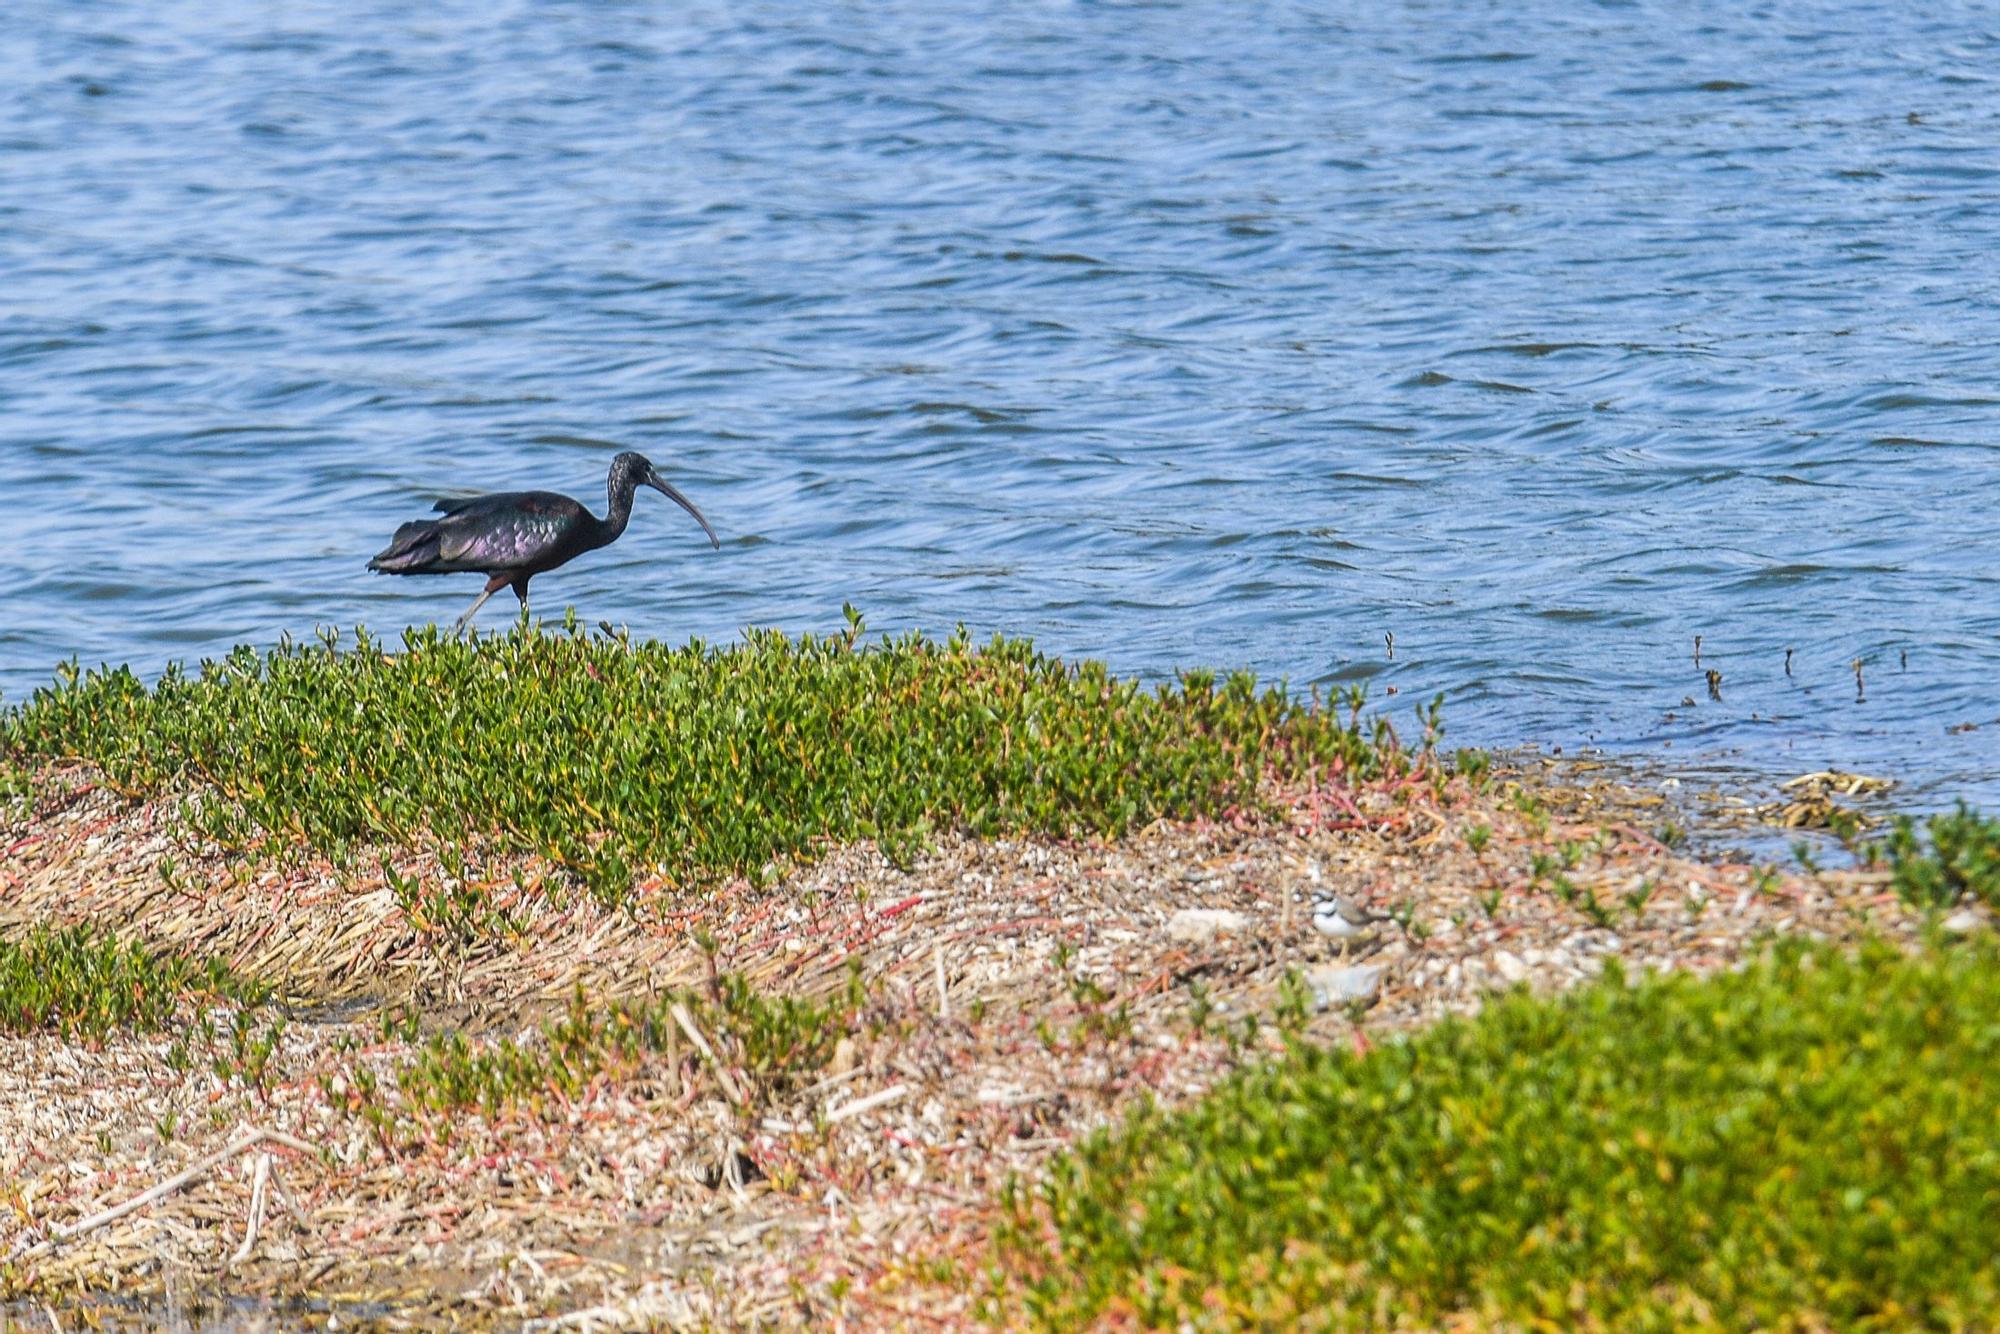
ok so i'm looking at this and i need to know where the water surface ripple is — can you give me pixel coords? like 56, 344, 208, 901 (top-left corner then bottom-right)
4, 1, 1998, 804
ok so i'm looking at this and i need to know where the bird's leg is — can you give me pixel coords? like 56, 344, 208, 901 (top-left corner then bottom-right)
453, 574, 510, 638
511, 576, 532, 628
452, 589, 496, 637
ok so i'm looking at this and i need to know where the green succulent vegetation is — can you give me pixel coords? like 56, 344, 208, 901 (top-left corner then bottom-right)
1, 616, 1404, 901
1881, 802, 2000, 909
1002, 938, 2000, 1329
0, 925, 267, 1041
388, 971, 859, 1122
0, 765, 30, 813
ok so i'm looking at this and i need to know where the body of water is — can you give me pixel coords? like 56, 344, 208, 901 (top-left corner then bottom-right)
3, 1, 1997, 803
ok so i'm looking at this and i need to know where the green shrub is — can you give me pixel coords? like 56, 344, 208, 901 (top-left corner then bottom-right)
1883, 803, 2000, 909
0, 766, 30, 812
0, 925, 267, 1041
1005, 940, 2000, 1329
1, 619, 1395, 900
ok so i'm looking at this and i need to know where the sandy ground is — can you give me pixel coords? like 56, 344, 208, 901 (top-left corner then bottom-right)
0, 760, 1921, 1329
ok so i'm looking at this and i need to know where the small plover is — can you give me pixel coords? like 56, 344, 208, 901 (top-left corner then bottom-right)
1311, 893, 1393, 954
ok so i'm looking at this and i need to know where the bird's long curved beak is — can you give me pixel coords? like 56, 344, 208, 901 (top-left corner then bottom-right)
648, 472, 720, 548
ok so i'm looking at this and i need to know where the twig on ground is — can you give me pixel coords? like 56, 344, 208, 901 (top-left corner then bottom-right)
259, 1128, 325, 1158
229, 1151, 272, 1263
827, 1083, 909, 1124
670, 1002, 745, 1105
266, 1161, 317, 1241
7, 1127, 295, 1264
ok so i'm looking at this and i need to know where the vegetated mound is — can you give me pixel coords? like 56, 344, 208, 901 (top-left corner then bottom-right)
0, 924, 265, 1041
1, 619, 1416, 902
1005, 936, 2000, 1329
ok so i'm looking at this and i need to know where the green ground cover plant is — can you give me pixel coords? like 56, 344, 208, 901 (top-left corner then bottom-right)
1, 617, 1398, 900
1002, 938, 2000, 1330
0, 925, 267, 1041
1882, 803, 2000, 909
393, 972, 855, 1121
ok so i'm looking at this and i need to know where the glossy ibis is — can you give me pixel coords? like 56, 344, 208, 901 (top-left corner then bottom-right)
369, 451, 719, 634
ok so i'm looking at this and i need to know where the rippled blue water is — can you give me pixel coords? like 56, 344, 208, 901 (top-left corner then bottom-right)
3, 1, 1997, 803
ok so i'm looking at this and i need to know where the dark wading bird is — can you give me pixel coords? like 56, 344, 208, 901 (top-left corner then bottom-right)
368, 451, 719, 634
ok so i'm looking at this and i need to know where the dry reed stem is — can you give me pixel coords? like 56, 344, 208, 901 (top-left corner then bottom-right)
228, 1152, 271, 1265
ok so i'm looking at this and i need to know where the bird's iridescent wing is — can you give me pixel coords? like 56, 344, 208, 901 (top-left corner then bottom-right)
434, 491, 589, 568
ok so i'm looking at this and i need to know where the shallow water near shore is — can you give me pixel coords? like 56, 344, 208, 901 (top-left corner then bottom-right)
2, 0, 1997, 806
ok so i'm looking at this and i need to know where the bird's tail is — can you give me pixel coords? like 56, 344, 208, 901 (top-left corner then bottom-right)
367, 518, 443, 572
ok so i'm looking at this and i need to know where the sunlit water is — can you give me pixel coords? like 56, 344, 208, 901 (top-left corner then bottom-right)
3, 1, 1997, 806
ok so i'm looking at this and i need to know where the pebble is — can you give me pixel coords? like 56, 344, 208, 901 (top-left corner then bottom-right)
1942, 907, 1989, 935
1165, 908, 1250, 942
1307, 964, 1382, 1007
1492, 950, 1530, 985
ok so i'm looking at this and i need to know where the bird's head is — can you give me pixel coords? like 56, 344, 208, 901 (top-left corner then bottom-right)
612, 451, 719, 549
